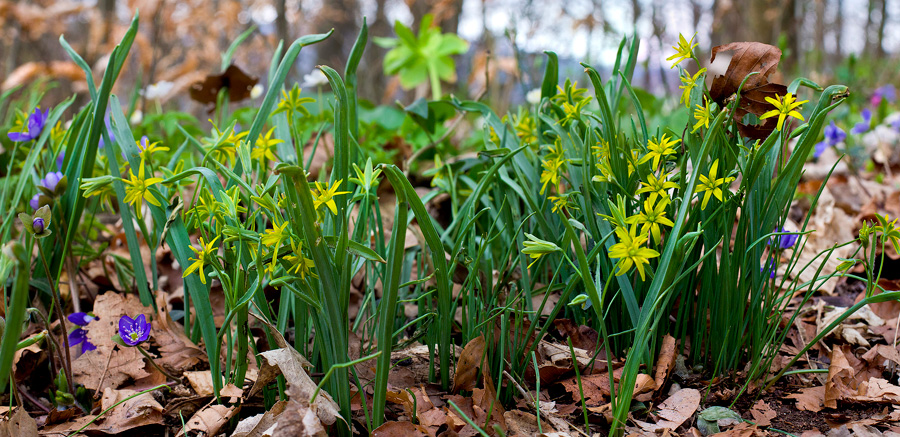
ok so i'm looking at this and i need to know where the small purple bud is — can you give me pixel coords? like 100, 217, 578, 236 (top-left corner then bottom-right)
32, 217, 45, 234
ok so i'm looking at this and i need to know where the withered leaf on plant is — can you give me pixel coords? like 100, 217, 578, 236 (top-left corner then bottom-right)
189, 64, 258, 105
709, 41, 787, 139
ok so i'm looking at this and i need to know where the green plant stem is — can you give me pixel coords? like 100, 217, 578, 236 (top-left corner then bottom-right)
372, 198, 408, 428
428, 66, 441, 101
135, 346, 180, 381
310, 352, 380, 404
37, 243, 74, 394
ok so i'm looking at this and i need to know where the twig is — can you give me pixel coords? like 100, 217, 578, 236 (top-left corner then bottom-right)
37, 244, 74, 394
16, 384, 51, 413
502, 370, 589, 437
93, 346, 115, 400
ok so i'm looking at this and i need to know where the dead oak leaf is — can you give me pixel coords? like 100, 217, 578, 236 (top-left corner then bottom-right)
0, 408, 37, 437
177, 404, 239, 437
371, 421, 430, 437
152, 295, 205, 373
92, 387, 165, 434
248, 348, 342, 427
786, 386, 825, 412
636, 388, 701, 432
653, 335, 677, 390
452, 335, 486, 393
709, 42, 782, 105
749, 400, 777, 427
560, 373, 609, 406
72, 345, 151, 391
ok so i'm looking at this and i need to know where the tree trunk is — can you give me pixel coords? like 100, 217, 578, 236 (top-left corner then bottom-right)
876, 0, 887, 57
276, 0, 288, 49
814, 0, 826, 70
361, 0, 390, 103
314, 0, 360, 73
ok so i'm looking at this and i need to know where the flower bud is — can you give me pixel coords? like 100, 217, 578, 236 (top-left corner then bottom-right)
32, 217, 45, 234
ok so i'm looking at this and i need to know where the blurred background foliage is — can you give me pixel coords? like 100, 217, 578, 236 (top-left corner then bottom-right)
1, 0, 897, 120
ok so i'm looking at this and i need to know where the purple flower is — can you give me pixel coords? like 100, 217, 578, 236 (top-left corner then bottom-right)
67, 312, 97, 353
851, 108, 872, 135
56, 151, 65, 171
40, 171, 64, 192
772, 227, 799, 249
68, 328, 96, 353
67, 312, 97, 326
814, 121, 847, 158
871, 85, 896, 106
7, 108, 49, 142
118, 314, 150, 346
761, 259, 776, 279
32, 217, 45, 234
29, 194, 41, 210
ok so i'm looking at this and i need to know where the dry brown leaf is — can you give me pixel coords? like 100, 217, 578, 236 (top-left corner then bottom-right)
72, 345, 151, 391
92, 387, 164, 433
231, 401, 287, 437
248, 348, 342, 427
637, 388, 700, 432
560, 373, 609, 405
787, 386, 826, 412
1, 408, 37, 437
708, 41, 785, 139
713, 421, 763, 436
178, 404, 239, 437
749, 400, 777, 427
418, 407, 448, 430
633, 373, 657, 402
826, 346, 857, 408
152, 295, 205, 373
553, 319, 599, 353
72, 292, 156, 389
13, 333, 46, 383
371, 421, 431, 437
539, 341, 591, 369
272, 386, 329, 437
854, 377, 900, 403
504, 410, 542, 437
452, 335, 486, 393
184, 371, 216, 397
862, 344, 900, 367
654, 335, 677, 390
1, 61, 85, 91
189, 64, 258, 105
709, 42, 782, 104
385, 390, 415, 417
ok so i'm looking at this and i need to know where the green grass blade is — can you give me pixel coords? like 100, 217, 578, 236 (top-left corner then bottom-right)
372, 190, 408, 428
382, 165, 453, 390
0, 242, 31, 393
540, 51, 559, 100
221, 26, 257, 72
344, 18, 367, 140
